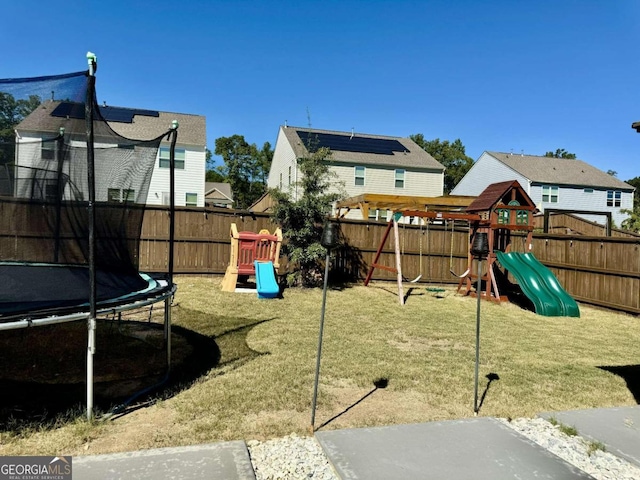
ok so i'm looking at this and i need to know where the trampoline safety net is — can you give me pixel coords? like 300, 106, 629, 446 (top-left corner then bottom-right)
0, 67, 173, 274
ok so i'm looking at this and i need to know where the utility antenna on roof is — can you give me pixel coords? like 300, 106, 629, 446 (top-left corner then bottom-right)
51, 90, 55, 101
350, 127, 354, 140
284, 120, 287, 128
521, 150, 524, 156
306, 107, 312, 129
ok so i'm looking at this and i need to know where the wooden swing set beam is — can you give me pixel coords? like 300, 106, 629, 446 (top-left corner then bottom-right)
363, 210, 485, 305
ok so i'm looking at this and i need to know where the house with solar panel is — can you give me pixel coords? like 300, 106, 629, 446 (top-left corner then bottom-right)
268, 126, 445, 221
14, 100, 206, 207
451, 151, 635, 227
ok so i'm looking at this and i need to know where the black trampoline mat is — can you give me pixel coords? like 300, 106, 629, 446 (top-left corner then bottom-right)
0, 262, 167, 320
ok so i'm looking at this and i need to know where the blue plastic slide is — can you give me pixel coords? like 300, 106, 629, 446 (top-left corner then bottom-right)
495, 251, 580, 317
254, 261, 280, 299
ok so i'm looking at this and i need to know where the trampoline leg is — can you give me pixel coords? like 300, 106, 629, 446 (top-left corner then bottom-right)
164, 297, 172, 371
87, 315, 96, 420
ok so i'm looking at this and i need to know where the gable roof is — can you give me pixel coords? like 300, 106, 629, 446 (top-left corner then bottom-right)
280, 126, 444, 171
466, 180, 535, 212
205, 182, 233, 200
16, 100, 206, 146
486, 151, 633, 190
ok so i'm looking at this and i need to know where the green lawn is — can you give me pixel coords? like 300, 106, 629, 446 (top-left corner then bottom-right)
1, 276, 638, 455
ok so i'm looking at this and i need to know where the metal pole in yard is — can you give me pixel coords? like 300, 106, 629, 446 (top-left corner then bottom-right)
473, 257, 482, 415
311, 250, 331, 431
471, 232, 489, 415
311, 220, 340, 431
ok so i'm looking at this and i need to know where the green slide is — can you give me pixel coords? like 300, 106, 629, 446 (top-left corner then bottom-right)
495, 251, 580, 317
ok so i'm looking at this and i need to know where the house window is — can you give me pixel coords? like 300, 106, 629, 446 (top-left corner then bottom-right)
44, 183, 59, 202
368, 208, 388, 222
185, 192, 198, 206
41, 142, 56, 161
108, 188, 135, 203
355, 166, 365, 186
395, 169, 405, 188
542, 185, 558, 203
288, 166, 292, 185
279, 173, 283, 189
607, 190, 621, 207
159, 147, 185, 169
584, 188, 593, 193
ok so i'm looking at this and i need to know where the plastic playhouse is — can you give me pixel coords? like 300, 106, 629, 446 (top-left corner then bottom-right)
221, 223, 282, 298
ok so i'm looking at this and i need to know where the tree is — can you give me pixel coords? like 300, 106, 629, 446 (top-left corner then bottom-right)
626, 176, 640, 210
410, 135, 473, 194
271, 145, 342, 287
0, 93, 41, 162
620, 209, 640, 233
205, 148, 226, 182
621, 176, 640, 233
205, 169, 226, 183
213, 135, 273, 209
544, 149, 576, 159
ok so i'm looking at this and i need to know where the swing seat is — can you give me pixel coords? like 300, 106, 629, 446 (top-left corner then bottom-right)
449, 268, 471, 278
426, 287, 446, 293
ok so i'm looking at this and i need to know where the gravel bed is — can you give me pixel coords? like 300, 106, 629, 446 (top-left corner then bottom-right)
500, 417, 640, 480
248, 419, 640, 479
248, 434, 338, 480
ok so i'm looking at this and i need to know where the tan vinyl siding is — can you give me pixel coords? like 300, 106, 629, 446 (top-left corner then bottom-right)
331, 164, 443, 198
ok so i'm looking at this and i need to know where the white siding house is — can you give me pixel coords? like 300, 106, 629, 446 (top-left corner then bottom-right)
15, 101, 207, 207
452, 151, 635, 227
268, 126, 445, 220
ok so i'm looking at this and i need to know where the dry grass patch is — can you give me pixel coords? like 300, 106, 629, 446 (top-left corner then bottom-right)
1, 276, 638, 456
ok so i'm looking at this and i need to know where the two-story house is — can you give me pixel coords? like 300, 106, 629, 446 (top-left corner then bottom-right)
451, 151, 635, 227
267, 126, 445, 221
15, 100, 207, 207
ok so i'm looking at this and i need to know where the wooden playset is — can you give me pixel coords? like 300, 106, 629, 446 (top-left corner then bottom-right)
364, 180, 537, 305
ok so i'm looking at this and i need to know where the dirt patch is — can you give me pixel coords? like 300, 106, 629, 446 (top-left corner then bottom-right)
0, 318, 218, 423
80, 405, 182, 455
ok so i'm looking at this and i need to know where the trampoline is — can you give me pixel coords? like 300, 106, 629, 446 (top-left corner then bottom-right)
0, 53, 179, 417
0, 263, 174, 326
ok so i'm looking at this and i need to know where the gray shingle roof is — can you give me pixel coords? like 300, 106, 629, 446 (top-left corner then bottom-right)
205, 182, 233, 200
16, 100, 206, 146
281, 126, 444, 171
487, 151, 634, 190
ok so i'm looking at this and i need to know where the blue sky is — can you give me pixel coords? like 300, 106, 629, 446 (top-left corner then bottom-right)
3, 0, 640, 182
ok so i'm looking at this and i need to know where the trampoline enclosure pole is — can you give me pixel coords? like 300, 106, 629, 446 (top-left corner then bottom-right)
85, 52, 97, 420
166, 122, 178, 369
168, 122, 178, 286
53, 127, 65, 263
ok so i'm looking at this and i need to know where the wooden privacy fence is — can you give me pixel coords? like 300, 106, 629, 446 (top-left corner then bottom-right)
1, 202, 635, 315
138, 208, 639, 315
139, 206, 278, 274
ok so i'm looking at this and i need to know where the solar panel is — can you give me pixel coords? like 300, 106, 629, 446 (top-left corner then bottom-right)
51, 102, 160, 123
296, 130, 408, 155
